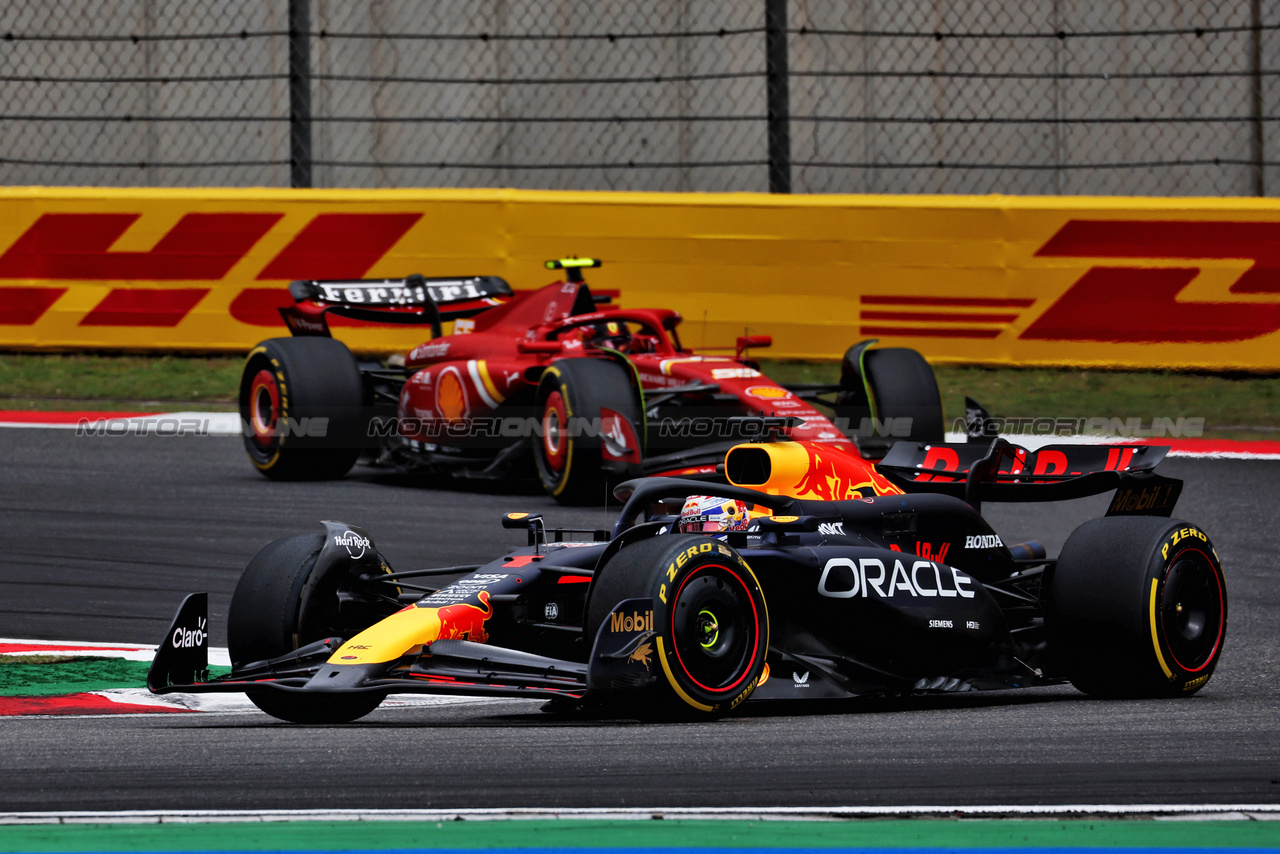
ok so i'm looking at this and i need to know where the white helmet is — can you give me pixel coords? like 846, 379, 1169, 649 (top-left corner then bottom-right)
678, 495, 749, 534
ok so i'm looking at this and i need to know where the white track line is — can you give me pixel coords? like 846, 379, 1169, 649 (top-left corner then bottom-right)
0, 805, 1278, 825
0, 637, 229, 666
0, 412, 243, 434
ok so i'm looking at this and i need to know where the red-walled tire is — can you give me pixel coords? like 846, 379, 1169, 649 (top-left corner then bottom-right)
586, 533, 769, 719
239, 337, 366, 480
1047, 516, 1227, 699
531, 358, 642, 505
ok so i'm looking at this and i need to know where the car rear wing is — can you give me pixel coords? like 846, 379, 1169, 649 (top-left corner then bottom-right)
877, 437, 1183, 516
279, 274, 513, 338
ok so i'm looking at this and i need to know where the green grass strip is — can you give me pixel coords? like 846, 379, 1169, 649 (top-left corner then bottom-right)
0, 819, 1277, 852
0, 354, 241, 411
0, 658, 229, 697
3, 352, 1280, 439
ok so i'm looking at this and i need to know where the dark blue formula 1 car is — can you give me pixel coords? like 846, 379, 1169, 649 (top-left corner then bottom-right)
150, 435, 1227, 722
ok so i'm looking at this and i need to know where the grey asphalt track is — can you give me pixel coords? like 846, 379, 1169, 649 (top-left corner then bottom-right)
1, 429, 1277, 811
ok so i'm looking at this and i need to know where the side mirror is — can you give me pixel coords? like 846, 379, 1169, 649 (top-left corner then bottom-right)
501, 512, 543, 529
736, 335, 772, 359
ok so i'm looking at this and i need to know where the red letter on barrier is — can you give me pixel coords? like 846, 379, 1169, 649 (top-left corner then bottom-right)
0, 287, 67, 325
1024, 220, 1280, 342
0, 213, 281, 280
256, 213, 422, 280
79, 288, 210, 327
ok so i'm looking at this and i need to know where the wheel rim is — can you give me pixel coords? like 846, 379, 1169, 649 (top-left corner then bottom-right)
248, 368, 280, 452
1161, 548, 1225, 672
697, 609, 720, 649
669, 563, 760, 694
541, 390, 568, 474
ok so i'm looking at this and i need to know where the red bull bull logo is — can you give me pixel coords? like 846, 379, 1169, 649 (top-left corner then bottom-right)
432, 590, 494, 644
791, 443, 901, 501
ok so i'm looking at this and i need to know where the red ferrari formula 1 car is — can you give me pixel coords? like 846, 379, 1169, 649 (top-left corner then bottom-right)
240, 258, 944, 502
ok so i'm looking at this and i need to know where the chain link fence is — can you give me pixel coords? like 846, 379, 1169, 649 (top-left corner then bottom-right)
2, 0, 1276, 196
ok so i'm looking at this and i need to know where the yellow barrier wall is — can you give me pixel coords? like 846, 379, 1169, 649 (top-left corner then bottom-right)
2, 186, 1280, 371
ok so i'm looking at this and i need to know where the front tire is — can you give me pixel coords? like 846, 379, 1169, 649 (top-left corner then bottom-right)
586, 534, 769, 719
532, 358, 642, 504
1047, 516, 1227, 699
240, 337, 367, 481
835, 345, 944, 453
228, 533, 399, 723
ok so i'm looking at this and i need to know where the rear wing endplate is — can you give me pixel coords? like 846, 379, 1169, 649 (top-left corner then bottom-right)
878, 438, 1182, 516
280, 275, 512, 338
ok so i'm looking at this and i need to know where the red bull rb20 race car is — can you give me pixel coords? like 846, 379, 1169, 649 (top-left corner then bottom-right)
240, 258, 944, 502
150, 435, 1228, 723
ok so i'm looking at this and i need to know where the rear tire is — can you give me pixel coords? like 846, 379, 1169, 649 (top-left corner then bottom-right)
586, 534, 768, 719
835, 345, 944, 453
532, 358, 642, 505
228, 533, 398, 723
1047, 516, 1227, 699
240, 337, 366, 481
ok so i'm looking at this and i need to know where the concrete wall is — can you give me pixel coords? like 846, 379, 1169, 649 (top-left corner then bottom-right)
1, 0, 1274, 196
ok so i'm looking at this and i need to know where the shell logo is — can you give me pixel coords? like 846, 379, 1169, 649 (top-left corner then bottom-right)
435, 367, 469, 422
746, 385, 791, 400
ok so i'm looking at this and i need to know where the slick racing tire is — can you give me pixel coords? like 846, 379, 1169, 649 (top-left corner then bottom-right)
240, 337, 366, 481
1047, 516, 1227, 699
835, 345, 944, 452
532, 358, 642, 505
228, 533, 399, 723
585, 534, 768, 719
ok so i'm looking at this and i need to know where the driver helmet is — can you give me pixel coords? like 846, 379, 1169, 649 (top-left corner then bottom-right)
590, 320, 630, 350
678, 495, 749, 534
